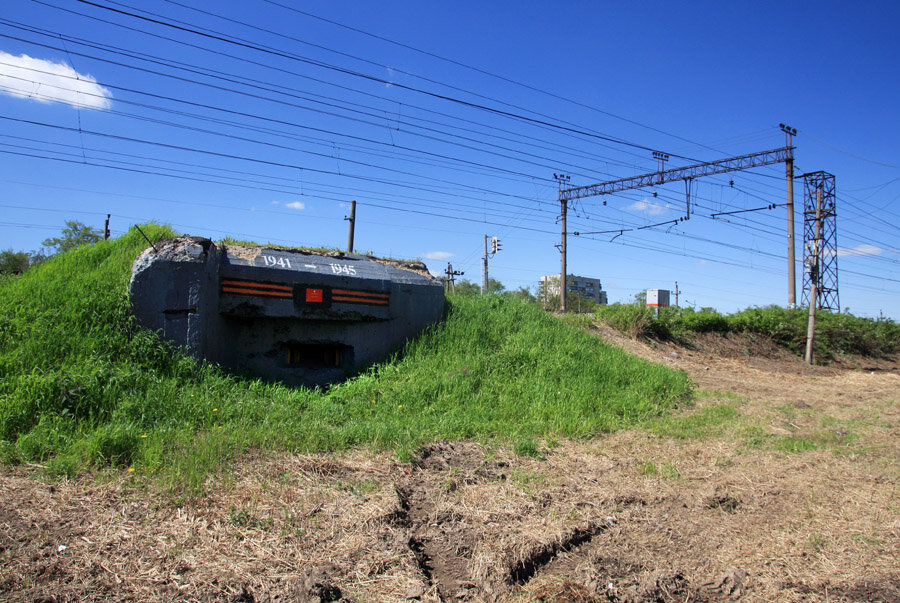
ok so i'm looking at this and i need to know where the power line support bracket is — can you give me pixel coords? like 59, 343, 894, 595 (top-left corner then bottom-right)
801, 172, 839, 312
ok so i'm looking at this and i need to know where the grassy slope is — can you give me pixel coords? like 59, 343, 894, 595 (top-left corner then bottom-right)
0, 226, 691, 488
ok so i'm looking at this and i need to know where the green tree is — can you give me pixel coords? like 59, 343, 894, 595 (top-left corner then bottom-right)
42, 220, 103, 255
486, 278, 505, 294
453, 278, 505, 295
568, 290, 597, 313
510, 286, 536, 303
453, 279, 480, 295
541, 290, 596, 313
0, 249, 30, 275
28, 249, 49, 266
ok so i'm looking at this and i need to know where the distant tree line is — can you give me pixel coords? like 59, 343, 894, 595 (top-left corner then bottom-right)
448, 277, 603, 314
0, 220, 103, 275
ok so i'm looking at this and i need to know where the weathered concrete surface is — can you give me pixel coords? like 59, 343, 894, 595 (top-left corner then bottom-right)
129, 237, 444, 387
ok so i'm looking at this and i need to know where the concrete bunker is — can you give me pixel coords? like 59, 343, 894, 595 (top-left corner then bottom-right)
129, 236, 445, 387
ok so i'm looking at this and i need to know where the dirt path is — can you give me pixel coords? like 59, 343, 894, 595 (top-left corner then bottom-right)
2, 330, 898, 602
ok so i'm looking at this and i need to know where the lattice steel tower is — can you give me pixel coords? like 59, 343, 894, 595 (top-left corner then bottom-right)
801, 171, 839, 311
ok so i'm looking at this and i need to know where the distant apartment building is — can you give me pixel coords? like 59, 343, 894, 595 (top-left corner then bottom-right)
539, 274, 608, 305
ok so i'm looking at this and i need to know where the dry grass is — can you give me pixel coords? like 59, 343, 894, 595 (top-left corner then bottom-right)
2, 330, 899, 602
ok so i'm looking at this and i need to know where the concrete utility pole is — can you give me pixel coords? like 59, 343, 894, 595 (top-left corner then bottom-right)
674, 281, 680, 308
805, 183, 823, 365
482, 234, 489, 294
481, 235, 501, 293
345, 200, 356, 253
104, 214, 111, 240
555, 173, 570, 312
781, 124, 797, 308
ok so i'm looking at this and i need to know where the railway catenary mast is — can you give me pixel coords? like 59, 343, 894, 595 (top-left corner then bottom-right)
556, 145, 796, 312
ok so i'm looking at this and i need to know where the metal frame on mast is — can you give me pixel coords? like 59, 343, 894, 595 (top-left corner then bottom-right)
801, 171, 839, 312
556, 145, 797, 310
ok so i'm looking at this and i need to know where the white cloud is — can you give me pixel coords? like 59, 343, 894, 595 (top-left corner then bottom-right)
628, 198, 671, 216
0, 52, 111, 110
423, 251, 452, 260
837, 244, 881, 257
285, 201, 305, 210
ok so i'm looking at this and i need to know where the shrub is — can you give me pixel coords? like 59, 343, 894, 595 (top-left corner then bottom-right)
595, 304, 670, 339
596, 302, 898, 359
727, 306, 807, 352
677, 307, 729, 333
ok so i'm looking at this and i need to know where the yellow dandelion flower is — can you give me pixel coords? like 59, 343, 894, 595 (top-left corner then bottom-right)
398, 404, 403, 409
140, 434, 147, 438
128, 467, 135, 473
213, 408, 218, 412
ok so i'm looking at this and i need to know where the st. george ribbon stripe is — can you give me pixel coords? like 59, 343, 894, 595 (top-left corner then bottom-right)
221, 278, 292, 298
221, 280, 389, 305
332, 288, 389, 305
332, 289, 388, 298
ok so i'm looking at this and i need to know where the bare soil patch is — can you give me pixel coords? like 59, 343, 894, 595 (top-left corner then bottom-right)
2, 330, 898, 602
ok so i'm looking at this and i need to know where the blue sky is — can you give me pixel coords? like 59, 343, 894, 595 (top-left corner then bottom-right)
2, 0, 899, 318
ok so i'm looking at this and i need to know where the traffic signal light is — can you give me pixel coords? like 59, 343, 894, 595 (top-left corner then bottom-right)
491, 236, 501, 254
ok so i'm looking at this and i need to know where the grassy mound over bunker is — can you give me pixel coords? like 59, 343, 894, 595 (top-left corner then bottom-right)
0, 225, 691, 488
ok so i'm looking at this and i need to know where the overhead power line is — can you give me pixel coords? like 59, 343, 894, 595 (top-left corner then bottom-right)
72, 0, 696, 159
1, 18, 652, 183
255, 0, 738, 157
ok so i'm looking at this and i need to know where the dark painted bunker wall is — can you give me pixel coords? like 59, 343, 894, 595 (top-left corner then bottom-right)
129, 237, 445, 387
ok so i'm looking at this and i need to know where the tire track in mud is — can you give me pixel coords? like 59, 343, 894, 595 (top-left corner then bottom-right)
507, 521, 614, 585
471, 519, 615, 600
393, 442, 613, 601
393, 441, 490, 600
396, 483, 478, 600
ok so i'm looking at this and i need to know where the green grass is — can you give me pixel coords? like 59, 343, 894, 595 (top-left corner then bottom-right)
636, 460, 680, 479
642, 403, 742, 440
509, 468, 547, 494
636, 461, 658, 476
0, 226, 693, 491
513, 436, 542, 458
741, 425, 858, 455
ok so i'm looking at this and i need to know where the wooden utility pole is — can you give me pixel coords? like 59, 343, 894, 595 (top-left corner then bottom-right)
781, 124, 798, 308
445, 263, 463, 294
345, 200, 356, 253
805, 183, 823, 365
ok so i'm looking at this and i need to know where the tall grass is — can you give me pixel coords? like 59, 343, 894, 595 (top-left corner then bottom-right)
0, 226, 692, 489
596, 303, 899, 358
